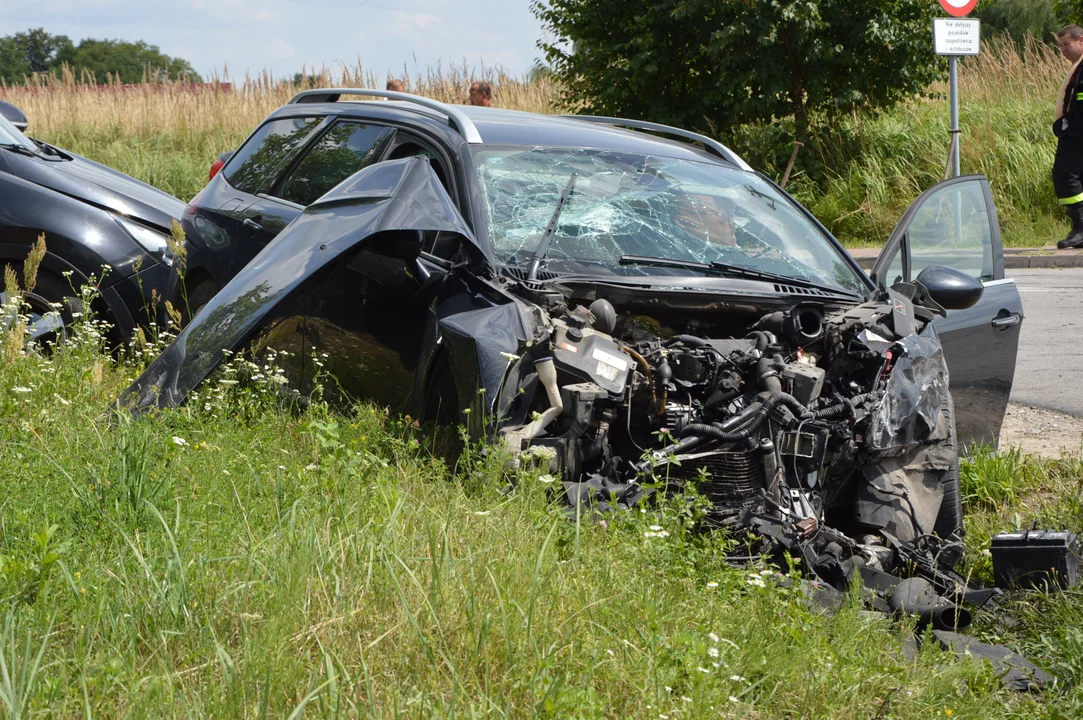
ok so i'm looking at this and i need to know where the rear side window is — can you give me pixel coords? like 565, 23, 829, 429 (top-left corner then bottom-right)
223, 116, 322, 194
276, 122, 396, 206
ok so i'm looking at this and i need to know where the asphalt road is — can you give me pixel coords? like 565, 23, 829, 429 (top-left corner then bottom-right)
1007, 267, 1083, 416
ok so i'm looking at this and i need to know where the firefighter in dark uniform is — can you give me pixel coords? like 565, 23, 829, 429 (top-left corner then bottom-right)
1053, 25, 1083, 249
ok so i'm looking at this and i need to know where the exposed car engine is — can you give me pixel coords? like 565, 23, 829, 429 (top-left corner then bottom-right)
495, 281, 971, 615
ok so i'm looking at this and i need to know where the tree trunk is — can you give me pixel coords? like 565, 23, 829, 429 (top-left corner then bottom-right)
782, 27, 808, 140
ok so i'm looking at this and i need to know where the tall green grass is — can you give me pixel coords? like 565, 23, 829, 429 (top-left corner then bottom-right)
0, 279, 1079, 716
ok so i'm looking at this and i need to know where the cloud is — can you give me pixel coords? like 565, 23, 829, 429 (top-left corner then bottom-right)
393, 12, 442, 32
0, 0, 544, 80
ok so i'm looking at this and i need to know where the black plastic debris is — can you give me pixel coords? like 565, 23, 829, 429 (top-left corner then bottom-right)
932, 631, 1054, 692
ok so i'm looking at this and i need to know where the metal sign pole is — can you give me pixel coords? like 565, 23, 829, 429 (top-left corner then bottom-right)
949, 55, 960, 177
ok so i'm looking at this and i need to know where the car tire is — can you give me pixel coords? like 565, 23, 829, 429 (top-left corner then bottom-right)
0, 266, 80, 348
423, 352, 460, 425
933, 394, 963, 540
181, 279, 217, 323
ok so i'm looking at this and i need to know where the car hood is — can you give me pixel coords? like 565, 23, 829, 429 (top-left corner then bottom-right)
7, 147, 185, 231
119, 156, 474, 411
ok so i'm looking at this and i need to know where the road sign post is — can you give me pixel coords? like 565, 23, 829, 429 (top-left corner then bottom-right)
934, 4, 980, 177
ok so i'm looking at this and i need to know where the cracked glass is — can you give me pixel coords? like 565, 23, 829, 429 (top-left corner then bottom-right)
473, 146, 865, 293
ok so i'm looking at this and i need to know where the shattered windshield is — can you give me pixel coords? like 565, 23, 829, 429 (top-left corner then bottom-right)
474, 146, 865, 293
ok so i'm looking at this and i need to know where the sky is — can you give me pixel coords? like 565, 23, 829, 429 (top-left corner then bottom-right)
0, 0, 549, 81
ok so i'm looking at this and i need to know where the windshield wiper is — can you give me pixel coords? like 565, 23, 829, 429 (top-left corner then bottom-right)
527, 171, 578, 282
30, 138, 61, 157
0, 142, 37, 157
619, 255, 860, 297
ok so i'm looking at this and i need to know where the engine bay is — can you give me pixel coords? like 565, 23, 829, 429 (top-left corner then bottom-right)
499, 281, 949, 543
489, 279, 1015, 646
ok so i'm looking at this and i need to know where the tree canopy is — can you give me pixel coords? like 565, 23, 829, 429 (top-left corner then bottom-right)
532, 0, 942, 139
0, 28, 201, 85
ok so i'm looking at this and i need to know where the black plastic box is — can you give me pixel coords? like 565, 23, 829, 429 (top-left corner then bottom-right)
991, 530, 1080, 589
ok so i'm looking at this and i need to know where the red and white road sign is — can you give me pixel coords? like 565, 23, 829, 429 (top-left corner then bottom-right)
938, 0, 979, 17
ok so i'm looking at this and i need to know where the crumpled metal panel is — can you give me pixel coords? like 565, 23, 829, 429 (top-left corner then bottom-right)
868, 330, 949, 450
119, 157, 474, 412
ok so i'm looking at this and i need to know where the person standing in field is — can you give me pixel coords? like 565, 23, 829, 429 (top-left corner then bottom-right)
468, 82, 492, 107
1053, 25, 1083, 248
386, 78, 405, 92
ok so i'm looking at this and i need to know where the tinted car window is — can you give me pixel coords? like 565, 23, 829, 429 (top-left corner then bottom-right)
223, 116, 322, 194
277, 122, 396, 206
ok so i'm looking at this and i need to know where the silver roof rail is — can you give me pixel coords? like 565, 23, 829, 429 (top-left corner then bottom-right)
563, 115, 752, 171
289, 88, 483, 144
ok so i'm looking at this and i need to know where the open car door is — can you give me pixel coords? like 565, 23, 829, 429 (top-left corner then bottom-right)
870, 174, 1023, 447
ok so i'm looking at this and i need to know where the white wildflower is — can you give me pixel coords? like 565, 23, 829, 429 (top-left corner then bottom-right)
304, 464, 319, 471
729, 696, 739, 703
11, 386, 32, 393
706, 582, 719, 589
708, 647, 720, 658
730, 675, 746, 682
709, 632, 719, 642
537, 474, 556, 484
172, 436, 188, 446
697, 666, 711, 674
649, 525, 663, 531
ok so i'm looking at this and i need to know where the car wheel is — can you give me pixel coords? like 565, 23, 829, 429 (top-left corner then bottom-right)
424, 352, 460, 425
933, 394, 963, 540
181, 280, 217, 323
423, 352, 467, 464
0, 267, 80, 348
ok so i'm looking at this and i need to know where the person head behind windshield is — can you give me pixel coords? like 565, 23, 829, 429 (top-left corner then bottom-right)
673, 192, 737, 248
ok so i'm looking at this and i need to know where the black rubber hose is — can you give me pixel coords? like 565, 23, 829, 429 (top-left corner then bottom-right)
757, 357, 782, 393
666, 334, 710, 348
811, 393, 878, 420
811, 398, 854, 420
704, 387, 740, 409
747, 331, 769, 352
680, 423, 751, 444
680, 392, 809, 443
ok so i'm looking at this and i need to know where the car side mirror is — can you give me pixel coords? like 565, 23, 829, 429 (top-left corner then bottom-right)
0, 100, 29, 131
915, 265, 983, 310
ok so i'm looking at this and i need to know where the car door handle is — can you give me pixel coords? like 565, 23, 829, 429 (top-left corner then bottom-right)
243, 218, 264, 233
991, 312, 1021, 329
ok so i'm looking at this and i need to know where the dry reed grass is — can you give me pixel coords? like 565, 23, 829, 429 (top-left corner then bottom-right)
955, 35, 1066, 103
0, 62, 558, 139
0, 40, 1068, 246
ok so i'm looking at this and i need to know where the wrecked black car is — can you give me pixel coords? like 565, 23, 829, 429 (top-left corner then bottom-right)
121, 91, 1040, 677
0, 105, 185, 345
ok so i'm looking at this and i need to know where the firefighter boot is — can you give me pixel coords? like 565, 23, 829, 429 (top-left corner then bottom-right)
1058, 202, 1083, 249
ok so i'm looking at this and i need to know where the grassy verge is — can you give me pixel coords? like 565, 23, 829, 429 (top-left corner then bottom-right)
0, 301, 1079, 717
